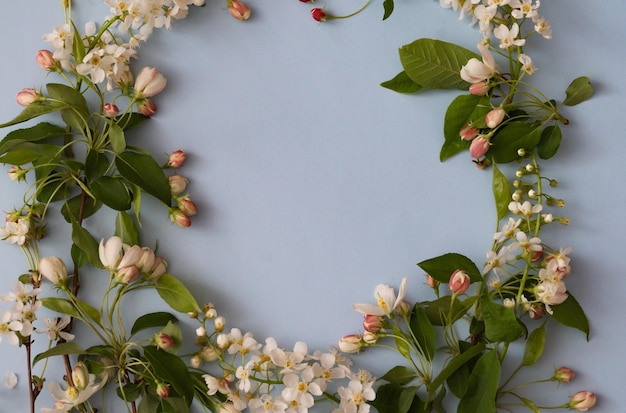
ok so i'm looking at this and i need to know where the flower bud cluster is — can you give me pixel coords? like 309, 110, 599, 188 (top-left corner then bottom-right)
98, 236, 168, 283
163, 149, 198, 228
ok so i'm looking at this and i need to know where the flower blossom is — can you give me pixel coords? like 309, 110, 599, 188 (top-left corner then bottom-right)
38, 316, 75, 342
0, 310, 24, 346
510, 0, 540, 19
460, 44, 497, 84
568, 391, 596, 412
0, 217, 31, 245
493, 23, 526, 50
333, 379, 376, 413
41, 374, 106, 413
352, 277, 408, 316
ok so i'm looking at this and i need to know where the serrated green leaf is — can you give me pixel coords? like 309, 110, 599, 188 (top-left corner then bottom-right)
116, 151, 171, 205
33, 342, 85, 365
563, 76, 593, 106
550, 293, 590, 339
417, 252, 482, 284
522, 322, 546, 366
492, 163, 511, 221
155, 274, 201, 313
131, 312, 179, 337
537, 125, 562, 159
489, 121, 543, 163
399, 39, 477, 90
457, 350, 500, 413
381, 71, 423, 94
380, 365, 417, 385
91, 176, 132, 211
47, 83, 90, 131
480, 295, 525, 342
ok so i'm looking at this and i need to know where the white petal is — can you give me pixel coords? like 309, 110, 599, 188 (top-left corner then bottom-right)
3, 372, 17, 389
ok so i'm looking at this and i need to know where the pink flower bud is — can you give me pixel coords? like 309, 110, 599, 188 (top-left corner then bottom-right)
459, 124, 479, 141
136, 247, 156, 274
134, 66, 167, 98
485, 107, 506, 128
99, 236, 123, 270
116, 265, 140, 284
39, 256, 68, 285
167, 149, 186, 168
469, 81, 489, 96
554, 366, 575, 383
228, 0, 251, 20
149, 256, 168, 280
338, 334, 363, 354
138, 98, 157, 117
104, 103, 119, 118
16, 88, 40, 106
169, 175, 189, 195
449, 269, 470, 295
178, 197, 197, 216
569, 391, 596, 411
169, 209, 191, 228
363, 314, 383, 333
469, 135, 490, 159
8, 166, 27, 182
36, 50, 56, 71
425, 274, 439, 289
156, 382, 171, 398
155, 332, 175, 350
311, 8, 327, 22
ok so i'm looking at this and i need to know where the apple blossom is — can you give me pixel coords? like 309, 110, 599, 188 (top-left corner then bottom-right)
169, 174, 189, 195
494, 23, 526, 50
338, 334, 363, 354
228, 0, 251, 21
155, 332, 175, 350
214, 316, 226, 332
469, 80, 490, 96
103, 103, 119, 117
449, 269, 470, 294
16, 88, 40, 106
156, 382, 171, 398
149, 256, 168, 280
99, 236, 123, 270
569, 391, 596, 411
554, 366, 575, 383
138, 98, 157, 116
8, 165, 26, 182
167, 149, 186, 168
363, 314, 384, 333
169, 208, 191, 228
460, 44, 497, 84
352, 277, 408, 316
36, 49, 56, 71
71, 362, 90, 391
459, 124, 479, 141
178, 196, 197, 216
469, 135, 490, 158
134, 66, 167, 98
39, 256, 68, 285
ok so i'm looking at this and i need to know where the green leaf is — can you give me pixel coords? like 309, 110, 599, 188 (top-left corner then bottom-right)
517, 395, 541, 413
143, 346, 194, 406
563, 76, 593, 106
446, 341, 480, 398
47, 83, 90, 131
116, 113, 150, 131
85, 149, 110, 182
72, 222, 103, 268
381, 71, 424, 94
550, 293, 590, 339
0, 122, 66, 154
422, 295, 477, 326
33, 342, 85, 365
191, 372, 220, 412
369, 383, 403, 413
382, 0, 394, 20
417, 252, 482, 284
0, 100, 68, 128
131, 312, 179, 337
61, 195, 102, 223
492, 163, 512, 221
155, 274, 201, 313
108, 122, 126, 154
91, 175, 132, 211
537, 125, 562, 159
393, 327, 412, 360
116, 151, 171, 205
398, 386, 419, 413
410, 306, 436, 360
117, 382, 143, 402
380, 365, 418, 385
457, 350, 500, 413
480, 295, 525, 342
489, 121, 543, 163
522, 322, 546, 366
41, 297, 83, 319
427, 342, 486, 401
441, 94, 490, 161
116, 211, 140, 246
399, 39, 477, 90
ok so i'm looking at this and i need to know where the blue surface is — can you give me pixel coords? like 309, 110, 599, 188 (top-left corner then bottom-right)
0, 1, 623, 411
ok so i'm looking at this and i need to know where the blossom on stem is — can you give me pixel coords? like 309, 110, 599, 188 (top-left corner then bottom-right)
459, 124, 479, 141
460, 43, 497, 83
99, 236, 124, 270
39, 256, 68, 286
494, 23, 526, 50
0, 217, 31, 245
362, 314, 384, 333
0, 310, 23, 346
169, 175, 189, 195
16, 88, 40, 106
167, 149, 186, 168
469, 80, 490, 96
178, 196, 198, 216
36, 50, 57, 71
338, 334, 363, 354
334, 379, 376, 413
485, 107, 506, 128
228, 0, 251, 21
41, 375, 106, 413
449, 269, 470, 294
569, 391, 597, 411
169, 208, 191, 228
138, 98, 157, 116
38, 316, 75, 342
553, 366, 575, 384
311, 8, 327, 22
469, 135, 490, 158
352, 277, 408, 316
103, 103, 119, 117
134, 67, 167, 98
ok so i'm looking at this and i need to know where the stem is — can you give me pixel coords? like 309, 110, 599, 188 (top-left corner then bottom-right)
26, 342, 36, 413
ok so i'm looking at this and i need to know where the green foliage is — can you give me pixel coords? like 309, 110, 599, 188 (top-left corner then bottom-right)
382, 0, 394, 20
380, 71, 424, 94
155, 274, 202, 313
116, 211, 140, 246
115, 151, 172, 205
33, 342, 86, 365
131, 312, 179, 337
417, 252, 482, 284
409, 305, 436, 360
550, 293, 590, 339
143, 346, 194, 406
537, 125, 562, 159
441, 94, 490, 161
480, 295, 525, 343
563, 76, 594, 106
380, 365, 418, 385
489, 121, 543, 163
492, 163, 512, 221
522, 322, 546, 366
457, 350, 500, 413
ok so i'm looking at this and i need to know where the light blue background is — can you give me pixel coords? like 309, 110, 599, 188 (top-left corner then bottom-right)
0, 0, 623, 411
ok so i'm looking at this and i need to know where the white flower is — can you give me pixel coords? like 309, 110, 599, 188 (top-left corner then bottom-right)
248, 395, 288, 413
226, 328, 261, 356
493, 23, 526, 49
99, 236, 124, 269
518, 54, 537, 75
0, 281, 40, 305
281, 367, 323, 410
270, 341, 308, 373
532, 15, 552, 39
0, 310, 23, 346
515, 232, 542, 252
41, 375, 106, 413
352, 277, 408, 316
482, 244, 518, 275
473, 5, 498, 36
3, 372, 17, 389
235, 362, 254, 393
0, 218, 30, 245
335, 379, 376, 413
510, 0, 540, 19
493, 217, 521, 243
38, 316, 75, 342
460, 44, 497, 83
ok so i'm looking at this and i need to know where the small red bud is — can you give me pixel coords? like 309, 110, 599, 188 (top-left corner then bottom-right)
228, 0, 251, 20
311, 8, 327, 22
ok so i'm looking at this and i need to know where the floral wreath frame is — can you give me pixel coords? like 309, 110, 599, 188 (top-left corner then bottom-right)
0, 1, 597, 413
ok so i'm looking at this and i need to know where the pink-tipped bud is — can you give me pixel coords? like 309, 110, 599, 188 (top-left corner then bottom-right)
469, 135, 490, 159
363, 314, 384, 333
8, 166, 27, 182
469, 81, 489, 96
36, 50, 56, 71
459, 124, 479, 141
311, 8, 327, 22
155, 332, 175, 350
116, 265, 140, 284
104, 103, 119, 118
16, 88, 40, 106
169, 175, 189, 195
134, 66, 167, 98
554, 366, 575, 383
228, 0, 251, 20
569, 391, 596, 412
485, 107, 506, 129
178, 197, 197, 216
156, 382, 171, 398
169, 209, 191, 228
167, 149, 186, 168
338, 334, 363, 354
425, 274, 439, 289
39, 256, 68, 286
449, 269, 470, 295
149, 256, 168, 280
138, 98, 157, 117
